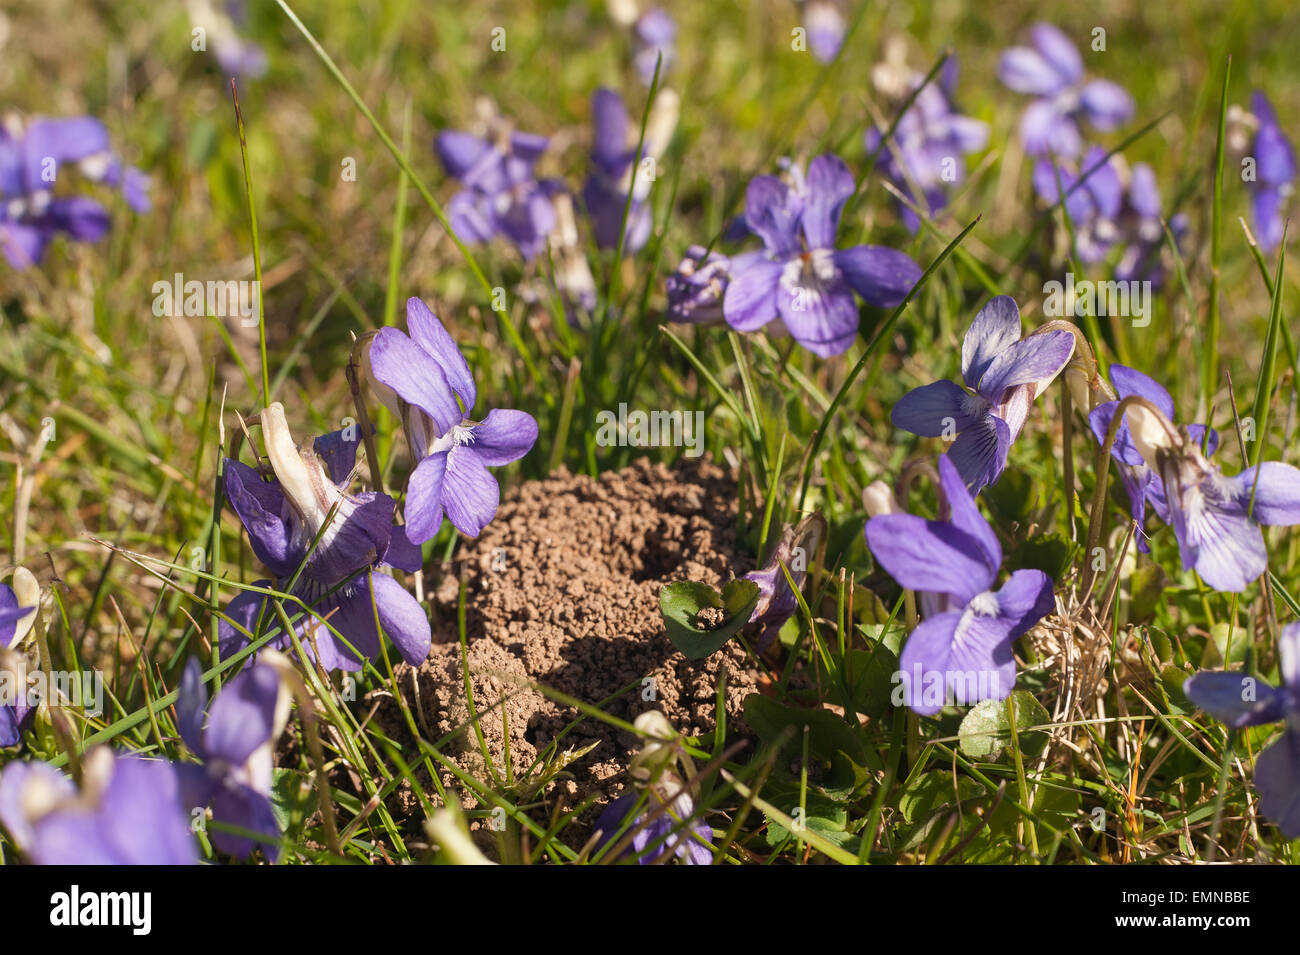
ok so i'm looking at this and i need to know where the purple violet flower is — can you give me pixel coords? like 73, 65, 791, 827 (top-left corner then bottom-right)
998, 23, 1135, 158
1245, 91, 1295, 252
593, 711, 712, 864
1088, 365, 1218, 554
364, 297, 539, 542
583, 87, 677, 255
722, 153, 922, 357
666, 245, 730, 324
0, 575, 38, 747
1121, 402, 1300, 593
799, 0, 847, 64
632, 8, 676, 85
436, 125, 558, 262
1184, 621, 1300, 836
594, 787, 712, 864
0, 748, 196, 864
219, 403, 431, 672
743, 513, 826, 650
1031, 146, 1124, 264
866, 59, 990, 232
0, 116, 149, 268
865, 456, 1056, 716
176, 657, 288, 859
891, 295, 1075, 493
1113, 162, 1187, 286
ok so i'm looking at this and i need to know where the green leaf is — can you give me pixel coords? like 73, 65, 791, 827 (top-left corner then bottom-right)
815, 646, 900, 722
761, 780, 851, 848
958, 690, 1052, 761
1129, 563, 1169, 623
659, 579, 760, 660
743, 693, 868, 769
898, 771, 987, 825
270, 768, 317, 837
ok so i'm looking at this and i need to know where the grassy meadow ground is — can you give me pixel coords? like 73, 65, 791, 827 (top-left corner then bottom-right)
2, 0, 1300, 864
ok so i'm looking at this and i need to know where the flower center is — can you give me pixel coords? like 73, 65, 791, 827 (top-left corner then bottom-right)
430, 422, 476, 456
968, 591, 1000, 617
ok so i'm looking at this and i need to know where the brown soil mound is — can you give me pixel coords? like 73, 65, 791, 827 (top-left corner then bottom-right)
374, 456, 759, 837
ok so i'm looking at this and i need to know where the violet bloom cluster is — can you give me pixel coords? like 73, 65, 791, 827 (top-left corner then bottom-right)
0, 116, 149, 269
1244, 91, 1295, 252
0, 579, 37, 746
865, 456, 1056, 716
1031, 146, 1122, 264
1033, 148, 1185, 284
176, 658, 287, 859
722, 153, 922, 357
365, 297, 539, 542
435, 125, 558, 262
1184, 622, 1300, 837
583, 87, 677, 255
1113, 162, 1188, 286
1088, 365, 1218, 554
0, 748, 196, 864
891, 296, 1074, 493
998, 22, 1134, 158
1119, 401, 1300, 593
865, 60, 990, 232
220, 403, 431, 672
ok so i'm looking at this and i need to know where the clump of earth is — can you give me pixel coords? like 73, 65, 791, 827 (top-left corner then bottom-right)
372, 456, 761, 839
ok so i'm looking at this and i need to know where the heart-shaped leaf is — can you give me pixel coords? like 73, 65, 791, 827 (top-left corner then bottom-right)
660, 578, 760, 660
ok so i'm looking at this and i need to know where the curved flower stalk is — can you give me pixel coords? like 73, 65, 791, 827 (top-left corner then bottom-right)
722, 153, 922, 357
220, 403, 430, 672
744, 513, 826, 650
1242, 91, 1295, 252
593, 712, 712, 864
0, 747, 196, 864
998, 22, 1134, 158
176, 657, 290, 859
0, 568, 39, 746
435, 116, 558, 262
1184, 622, 1300, 836
865, 456, 1056, 716
363, 297, 539, 542
0, 115, 149, 268
1087, 365, 1218, 553
1120, 401, 1300, 592
583, 86, 678, 254
891, 295, 1075, 493
866, 55, 990, 232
